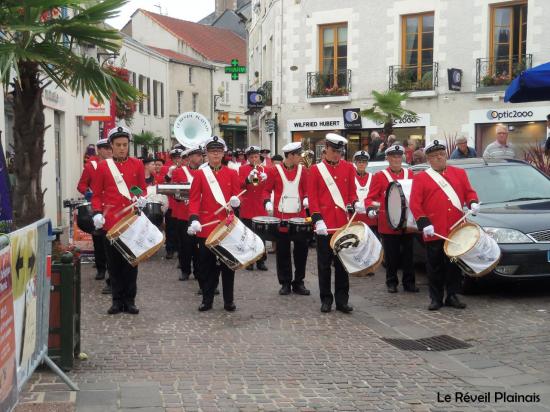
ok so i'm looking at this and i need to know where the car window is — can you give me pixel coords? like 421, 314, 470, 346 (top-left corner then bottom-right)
466, 165, 550, 204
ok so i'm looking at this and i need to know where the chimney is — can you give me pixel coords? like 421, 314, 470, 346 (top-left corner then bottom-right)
215, 0, 237, 16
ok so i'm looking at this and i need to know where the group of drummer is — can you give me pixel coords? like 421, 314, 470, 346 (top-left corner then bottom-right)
78, 124, 480, 315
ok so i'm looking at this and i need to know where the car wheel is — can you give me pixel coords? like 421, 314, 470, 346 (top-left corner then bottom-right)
461, 275, 479, 295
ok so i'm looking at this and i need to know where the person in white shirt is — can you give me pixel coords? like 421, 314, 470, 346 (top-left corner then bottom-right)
483, 125, 516, 159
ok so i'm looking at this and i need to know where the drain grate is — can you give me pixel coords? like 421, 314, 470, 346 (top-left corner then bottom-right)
382, 335, 472, 351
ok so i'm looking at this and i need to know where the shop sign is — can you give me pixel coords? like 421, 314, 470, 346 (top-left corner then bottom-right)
447, 68, 462, 91
343, 108, 362, 129
225, 59, 246, 80
469, 106, 550, 124
289, 113, 431, 132
247, 91, 264, 109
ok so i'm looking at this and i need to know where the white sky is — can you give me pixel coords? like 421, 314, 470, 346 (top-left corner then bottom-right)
107, 0, 215, 29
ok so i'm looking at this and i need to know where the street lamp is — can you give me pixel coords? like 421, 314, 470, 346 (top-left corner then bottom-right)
213, 84, 225, 112
97, 52, 119, 67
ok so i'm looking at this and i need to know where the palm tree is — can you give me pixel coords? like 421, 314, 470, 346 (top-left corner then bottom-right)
360, 90, 418, 138
0, 0, 138, 227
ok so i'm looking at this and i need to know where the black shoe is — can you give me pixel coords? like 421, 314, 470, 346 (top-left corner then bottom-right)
404, 285, 420, 292
107, 304, 123, 315
179, 272, 190, 281
224, 302, 236, 312
320, 302, 332, 313
428, 300, 443, 311
336, 304, 354, 314
165, 251, 174, 260
387, 285, 398, 293
279, 284, 291, 295
95, 270, 105, 280
102, 284, 112, 295
292, 284, 310, 295
198, 302, 212, 312
256, 261, 268, 271
125, 304, 139, 314
246, 265, 254, 271
445, 295, 466, 309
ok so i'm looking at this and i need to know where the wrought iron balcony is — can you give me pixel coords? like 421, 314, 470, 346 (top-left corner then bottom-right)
260, 80, 272, 106
476, 54, 532, 90
389, 62, 439, 92
307, 69, 352, 98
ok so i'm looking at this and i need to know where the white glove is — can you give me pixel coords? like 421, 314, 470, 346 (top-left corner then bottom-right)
167, 165, 177, 177
93, 214, 105, 230
423, 225, 435, 237
265, 201, 274, 214
470, 202, 480, 215
368, 210, 377, 219
229, 195, 241, 208
354, 201, 366, 214
302, 197, 309, 209
133, 196, 147, 209
187, 220, 202, 235
248, 168, 258, 181
315, 220, 328, 236
260, 172, 268, 182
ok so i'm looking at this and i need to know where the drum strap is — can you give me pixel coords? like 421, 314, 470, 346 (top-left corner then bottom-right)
106, 159, 131, 200
317, 162, 346, 212
182, 166, 194, 183
425, 168, 462, 212
91, 160, 97, 170
202, 166, 227, 208
382, 168, 409, 183
355, 174, 372, 202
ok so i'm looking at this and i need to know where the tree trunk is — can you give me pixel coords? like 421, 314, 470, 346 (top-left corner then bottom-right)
384, 117, 394, 139
12, 62, 46, 228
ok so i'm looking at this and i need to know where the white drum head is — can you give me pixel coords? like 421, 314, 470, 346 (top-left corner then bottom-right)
386, 182, 406, 230
446, 224, 479, 257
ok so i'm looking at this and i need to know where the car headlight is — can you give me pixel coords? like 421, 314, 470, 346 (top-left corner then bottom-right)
483, 227, 533, 244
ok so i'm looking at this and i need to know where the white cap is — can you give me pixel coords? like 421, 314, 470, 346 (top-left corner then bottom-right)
424, 139, 446, 154
385, 144, 405, 156
96, 138, 110, 147
183, 146, 203, 157
107, 126, 132, 142
170, 148, 183, 157
204, 135, 227, 150
353, 150, 370, 161
245, 145, 260, 155
281, 142, 303, 154
325, 133, 348, 149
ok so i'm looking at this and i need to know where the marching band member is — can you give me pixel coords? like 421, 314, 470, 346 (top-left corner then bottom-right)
91, 126, 146, 315
163, 147, 184, 260
264, 142, 310, 295
77, 138, 112, 284
365, 144, 417, 294
260, 148, 272, 167
143, 157, 157, 186
239, 146, 268, 271
409, 140, 479, 311
308, 133, 358, 313
188, 136, 241, 312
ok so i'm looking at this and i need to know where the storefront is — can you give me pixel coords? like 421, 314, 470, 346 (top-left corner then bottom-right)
220, 124, 247, 150
468, 107, 550, 158
288, 113, 432, 161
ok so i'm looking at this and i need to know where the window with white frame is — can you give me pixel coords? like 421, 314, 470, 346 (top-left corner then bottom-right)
192, 93, 198, 112
177, 90, 184, 114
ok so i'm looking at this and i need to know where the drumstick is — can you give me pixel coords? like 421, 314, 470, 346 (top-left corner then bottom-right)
344, 211, 357, 230
433, 232, 459, 244
114, 193, 157, 218
214, 189, 247, 215
202, 219, 221, 228
450, 202, 482, 231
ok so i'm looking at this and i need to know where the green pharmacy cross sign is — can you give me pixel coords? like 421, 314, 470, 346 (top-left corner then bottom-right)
225, 59, 246, 80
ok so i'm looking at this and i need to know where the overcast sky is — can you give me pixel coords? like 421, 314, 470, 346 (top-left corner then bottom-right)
107, 0, 215, 28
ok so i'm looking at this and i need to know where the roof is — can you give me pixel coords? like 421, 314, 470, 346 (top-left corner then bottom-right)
148, 47, 212, 69
140, 9, 246, 65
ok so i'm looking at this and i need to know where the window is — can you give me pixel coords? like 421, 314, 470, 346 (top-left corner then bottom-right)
189, 67, 193, 83
192, 93, 198, 112
160, 82, 164, 117
138, 75, 144, 113
177, 90, 184, 113
401, 12, 434, 83
146, 78, 151, 115
153, 80, 158, 116
490, 2, 528, 78
319, 23, 347, 88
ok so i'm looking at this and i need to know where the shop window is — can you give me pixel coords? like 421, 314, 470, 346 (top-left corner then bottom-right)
401, 12, 434, 86
319, 23, 348, 89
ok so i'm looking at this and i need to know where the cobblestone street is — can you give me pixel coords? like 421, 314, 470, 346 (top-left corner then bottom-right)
15, 249, 550, 412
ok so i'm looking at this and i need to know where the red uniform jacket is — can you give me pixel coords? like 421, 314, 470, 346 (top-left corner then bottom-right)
308, 159, 357, 230
171, 166, 200, 221
354, 172, 377, 227
90, 158, 146, 231
365, 167, 412, 235
77, 156, 101, 194
159, 165, 178, 211
188, 165, 241, 238
409, 165, 478, 242
263, 164, 308, 221
238, 163, 268, 219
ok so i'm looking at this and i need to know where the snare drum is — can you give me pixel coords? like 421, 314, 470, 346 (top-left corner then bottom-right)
251, 216, 281, 241
330, 222, 383, 276
385, 180, 417, 232
76, 202, 95, 234
444, 222, 501, 277
288, 217, 313, 241
106, 213, 165, 266
206, 216, 266, 270
143, 201, 163, 227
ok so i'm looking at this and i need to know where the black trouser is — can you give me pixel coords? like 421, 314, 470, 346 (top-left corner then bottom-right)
276, 232, 308, 287
197, 238, 234, 305
103, 238, 138, 306
425, 240, 462, 303
241, 218, 266, 264
92, 231, 107, 272
316, 234, 349, 306
381, 233, 415, 288
164, 209, 178, 253
177, 219, 199, 276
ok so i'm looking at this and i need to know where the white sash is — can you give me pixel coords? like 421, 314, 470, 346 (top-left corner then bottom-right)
317, 162, 346, 211
425, 168, 463, 211
106, 158, 131, 200
382, 168, 409, 183
202, 165, 227, 208
90, 160, 97, 170
355, 174, 373, 202
275, 164, 302, 213
182, 166, 194, 183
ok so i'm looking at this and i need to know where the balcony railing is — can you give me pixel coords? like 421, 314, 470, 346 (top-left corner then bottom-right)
307, 69, 352, 98
476, 54, 532, 90
260, 80, 272, 106
389, 62, 439, 92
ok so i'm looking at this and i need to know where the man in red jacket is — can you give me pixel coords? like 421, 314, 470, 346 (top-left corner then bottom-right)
264, 142, 310, 295
409, 140, 479, 311
77, 138, 112, 284
187, 136, 241, 312
308, 134, 359, 313
91, 126, 146, 315
239, 146, 268, 271
365, 144, 417, 294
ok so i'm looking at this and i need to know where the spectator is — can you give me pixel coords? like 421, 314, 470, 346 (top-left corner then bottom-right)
483, 125, 516, 159
405, 139, 415, 163
450, 136, 477, 159
368, 131, 382, 159
412, 147, 426, 165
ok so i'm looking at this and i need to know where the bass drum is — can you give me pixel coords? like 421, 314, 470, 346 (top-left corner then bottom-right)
143, 201, 163, 227
76, 202, 95, 234
385, 180, 417, 232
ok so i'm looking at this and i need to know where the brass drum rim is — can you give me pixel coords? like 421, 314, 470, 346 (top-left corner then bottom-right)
329, 222, 364, 250
106, 213, 137, 240
205, 217, 239, 247
443, 221, 481, 257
